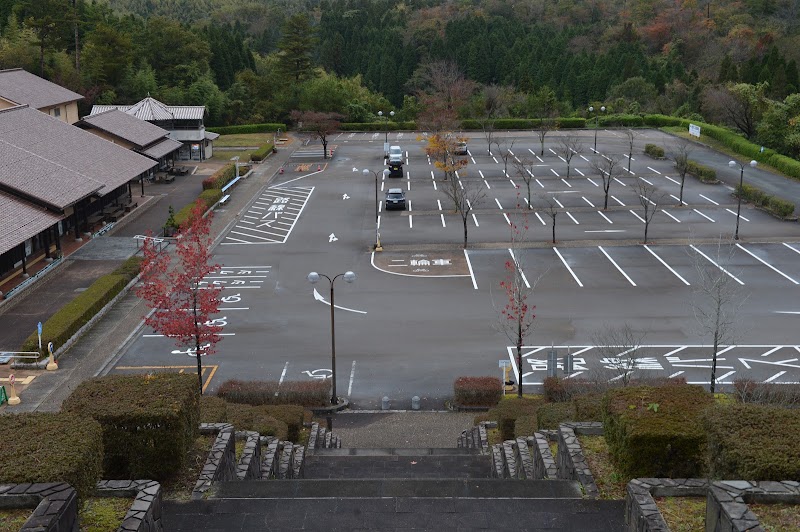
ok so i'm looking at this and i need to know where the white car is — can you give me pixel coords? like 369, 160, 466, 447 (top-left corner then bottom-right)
388, 145, 403, 164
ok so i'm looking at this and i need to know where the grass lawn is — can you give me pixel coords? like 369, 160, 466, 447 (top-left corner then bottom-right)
749, 503, 800, 531
161, 434, 216, 501
79, 497, 134, 532
654, 496, 706, 532
214, 133, 274, 147
578, 435, 629, 500
235, 438, 246, 463
210, 148, 251, 162
0, 508, 32, 531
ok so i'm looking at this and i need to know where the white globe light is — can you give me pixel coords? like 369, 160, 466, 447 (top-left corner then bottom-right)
307, 272, 320, 284
343, 271, 356, 283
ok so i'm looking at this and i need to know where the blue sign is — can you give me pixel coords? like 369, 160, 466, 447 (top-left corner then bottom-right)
37, 321, 42, 335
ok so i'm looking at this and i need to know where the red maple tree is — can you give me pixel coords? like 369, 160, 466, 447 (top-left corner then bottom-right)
137, 200, 223, 394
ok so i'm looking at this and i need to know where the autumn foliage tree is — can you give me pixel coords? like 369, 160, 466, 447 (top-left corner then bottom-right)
291, 110, 343, 160
137, 200, 223, 395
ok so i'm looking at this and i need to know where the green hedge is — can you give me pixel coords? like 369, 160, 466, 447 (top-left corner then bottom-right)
216, 379, 329, 407
20, 274, 129, 353
62, 374, 199, 480
766, 153, 800, 178
514, 415, 539, 438
598, 114, 644, 127
736, 183, 795, 217
174, 191, 222, 228
536, 402, 575, 430
200, 395, 228, 423
250, 142, 275, 162
202, 163, 236, 190
207, 123, 286, 135
572, 393, 604, 421
453, 376, 502, 407
686, 160, 717, 182
226, 403, 289, 440
0, 412, 103, 501
704, 404, 800, 480
486, 397, 545, 441
644, 144, 665, 158
339, 121, 416, 131
643, 114, 686, 127
602, 385, 713, 478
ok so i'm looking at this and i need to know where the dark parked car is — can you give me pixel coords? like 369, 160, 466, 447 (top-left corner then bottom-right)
385, 188, 406, 210
388, 162, 403, 177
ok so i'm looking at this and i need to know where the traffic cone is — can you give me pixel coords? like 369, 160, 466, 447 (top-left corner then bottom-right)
317, 164, 321, 171
279, 167, 284, 174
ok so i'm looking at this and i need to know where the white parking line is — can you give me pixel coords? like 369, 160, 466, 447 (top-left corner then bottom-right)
690, 245, 745, 285
638, 177, 654, 185
440, 214, 446, 226
553, 247, 583, 287
580, 155, 589, 161
378, 200, 383, 213
693, 209, 715, 222
598, 211, 613, 223
611, 195, 625, 206
464, 249, 478, 289
599, 246, 636, 286
508, 249, 530, 288
586, 178, 599, 187
549, 148, 557, 156
582, 197, 595, 207
492, 157, 498, 164
558, 155, 566, 163
647, 167, 661, 174
509, 179, 517, 188
553, 198, 564, 208
535, 212, 546, 225
567, 212, 579, 224
662, 209, 681, 223
279, 362, 289, 385
670, 194, 688, 205
613, 177, 626, 187
783, 242, 800, 255
377, 215, 381, 229
495, 198, 504, 209
472, 213, 479, 226
643, 245, 690, 285
639, 194, 657, 206
408, 200, 413, 228
699, 194, 719, 205
575, 168, 585, 177
725, 208, 749, 221
348, 360, 357, 396
536, 179, 544, 188
663, 175, 680, 184
629, 210, 646, 223
550, 168, 559, 177
561, 178, 572, 187
736, 244, 798, 284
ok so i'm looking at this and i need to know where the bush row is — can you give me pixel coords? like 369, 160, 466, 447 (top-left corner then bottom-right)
0, 412, 103, 501
173, 191, 222, 228
216, 379, 329, 407
736, 183, 796, 218
644, 144, 665, 158
199, 394, 307, 441
598, 114, 644, 127
63, 374, 199, 481
202, 163, 236, 190
20, 256, 142, 353
485, 398, 546, 441
207, 123, 286, 135
249, 142, 275, 162
339, 121, 416, 131
460, 118, 586, 130
686, 160, 717, 182
453, 376, 502, 406
732, 379, 800, 407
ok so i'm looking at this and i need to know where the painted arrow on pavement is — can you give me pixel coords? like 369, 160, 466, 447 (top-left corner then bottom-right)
312, 288, 367, 314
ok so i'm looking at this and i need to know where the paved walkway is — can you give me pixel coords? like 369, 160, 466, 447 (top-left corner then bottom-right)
328, 412, 478, 448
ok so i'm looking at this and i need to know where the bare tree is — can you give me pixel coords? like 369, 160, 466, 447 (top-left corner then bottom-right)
624, 129, 639, 173
413, 60, 476, 134
481, 120, 496, 156
533, 117, 557, 157
691, 239, 747, 393
557, 136, 583, 179
440, 176, 486, 248
589, 154, 622, 210
512, 157, 536, 209
635, 180, 663, 243
290, 110, 343, 160
591, 323, 649, 387
672, 140, 693, 205
497, 137, 516, 178
540, 194, 561, 243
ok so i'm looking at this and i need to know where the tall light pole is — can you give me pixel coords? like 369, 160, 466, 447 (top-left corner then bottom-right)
364, 168, 390, 251
589, 105, 606, 152
378, 110, 395, 144
728, 159, 757, 240
307, 271, 357, 405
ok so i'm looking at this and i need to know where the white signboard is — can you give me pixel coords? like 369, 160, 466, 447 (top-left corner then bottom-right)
689, 124, 701, 138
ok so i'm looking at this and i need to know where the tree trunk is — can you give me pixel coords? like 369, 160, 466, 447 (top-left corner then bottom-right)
73, 0, 80, 73
322, 138, 328, 159
679, 177, 685, 204
551, 221, 556, 244
710, 332, 719, 393
462, 216, 468, 248
516, 340, 522, 398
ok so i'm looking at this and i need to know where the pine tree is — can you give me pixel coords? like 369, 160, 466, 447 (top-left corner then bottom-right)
276, 13, 317, 84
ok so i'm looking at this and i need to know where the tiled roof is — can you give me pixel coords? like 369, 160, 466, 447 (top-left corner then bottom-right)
91, 97, 206, 121
205, 131, 220, 140
0, 68, 83, 109
80, 109, 169, 147
0, 190, 63, 255
0, 106, 156, 210
141, 137, 182, 159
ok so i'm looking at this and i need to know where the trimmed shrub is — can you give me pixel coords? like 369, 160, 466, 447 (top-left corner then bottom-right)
769, 196, 796, 217
453, 376, 502, 407
704, 404, 800, 481
556, 117, 586, 129
599, 114, 644, 127
537, 402, 575, 430
767, 153, 800, 179
249, 142, 275, 162
112, 256, 143, 278
573, 393, 604, 421
515, 415, 538, 438
486, 397, 545, 441
174, 191, 222, 227
259, 405, 305, 441
543, 377, 603, 402
200, 395, 228, 423
226, 403, 289, 440
736, 183, 796, 218
686, 160, 717, 182
602, 385, 713, 478
643, 114, 687, 127
339, 121, 416, 131
62, 374, 199, 480
217, 379, 329, 407
206, 123, 286, 135
0, 412, 103, 501
732, 379, 800, 407
20, 274, 129, 353
644, 144, 665, 158
202, 164, 236, 190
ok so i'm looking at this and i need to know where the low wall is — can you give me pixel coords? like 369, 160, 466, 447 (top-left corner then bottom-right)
0, 482, 78, 531
96, 479, 163, 531
556, 423, 602, 499
192, 423, 236, 500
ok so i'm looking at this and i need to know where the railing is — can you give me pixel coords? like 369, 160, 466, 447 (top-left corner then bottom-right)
4, 257, 63, 300
133, 235, 166, 253
92, 222, 115, 238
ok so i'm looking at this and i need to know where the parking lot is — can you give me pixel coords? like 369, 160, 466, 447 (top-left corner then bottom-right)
112, 129, 800, 408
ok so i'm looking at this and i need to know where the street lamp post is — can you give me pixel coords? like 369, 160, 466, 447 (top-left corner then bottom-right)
378, 110, 395, 144
589, 105, 606, 152
364, 168, 390, 251
729, 159, 757, 240
307, 271, 357, 405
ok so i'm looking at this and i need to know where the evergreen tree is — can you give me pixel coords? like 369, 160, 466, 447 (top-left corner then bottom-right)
276, 13, 316, 85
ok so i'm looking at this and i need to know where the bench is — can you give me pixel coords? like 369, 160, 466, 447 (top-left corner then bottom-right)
163, 175, 175, 183
124, 202, 138, 213
218, 194, 231, 206
221, 175, 242, 194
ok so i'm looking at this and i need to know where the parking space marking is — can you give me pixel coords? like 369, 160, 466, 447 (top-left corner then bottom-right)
586, 178, 599, 187
553, 198, 564, 208
553, 247, 583, 287
613, 177, 626, 187
693, 209, 715, 222
638, 177, 654, 185
582, 197, 595, 207
550, 168, 559, 177
598, 246, 636, 286
536, 179, 544, 188
647, 167, 661, 174
643, 245, 690, 285
598, 211, 613, 223
408, 200, 413, 228
663, 175, 680, 184
508, 249, 530, 288
464, 250, 478, 289
535, 212, 546, 225
662, 209, 681, 223
699, 194, 719, 205
611, 195, 625, 206
567, 212, 579, 224
725, 208, 749, 221
690, 245, 745, 285
223, 187, 313, 245
784, 242, 800, 255
629, 210, 646, 223
670, 194, 688, 205
561, 178, 572, 187
736, 244, 798, 284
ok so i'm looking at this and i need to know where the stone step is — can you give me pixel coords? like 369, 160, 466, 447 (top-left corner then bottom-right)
163, 487, 624, 531
313, 447, 482, 456
303, 452, 491, 479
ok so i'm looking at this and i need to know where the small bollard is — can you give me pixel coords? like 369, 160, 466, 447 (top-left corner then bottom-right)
411, 396, 420, 410
381, 396, 390, 410
326, 415, 333, 432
